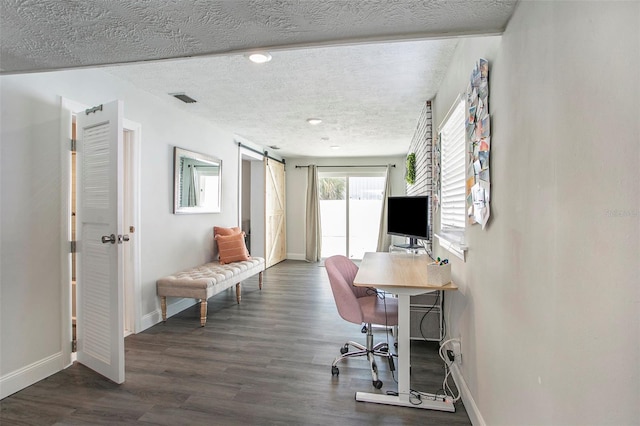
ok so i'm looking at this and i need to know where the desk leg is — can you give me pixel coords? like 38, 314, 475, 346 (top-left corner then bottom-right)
393, 293, 411, 395
355, 294, 455, 412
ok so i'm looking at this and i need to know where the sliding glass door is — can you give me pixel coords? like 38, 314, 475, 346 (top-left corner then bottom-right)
347, 176, 385, 258
319, 172, 385, 259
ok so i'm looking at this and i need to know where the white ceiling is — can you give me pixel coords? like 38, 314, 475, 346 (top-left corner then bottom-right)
0, 0, 517, 158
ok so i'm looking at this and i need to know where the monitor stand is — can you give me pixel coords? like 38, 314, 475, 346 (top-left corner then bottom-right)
393, 238, 424, 250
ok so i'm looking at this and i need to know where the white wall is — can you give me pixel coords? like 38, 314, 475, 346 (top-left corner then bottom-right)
432, 2, 639, 424
0, 68, 246, 396
1, 76, 65, 393
285, 156, 406, 260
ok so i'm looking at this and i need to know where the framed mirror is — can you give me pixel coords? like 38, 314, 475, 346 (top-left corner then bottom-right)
174, 147, 222, 214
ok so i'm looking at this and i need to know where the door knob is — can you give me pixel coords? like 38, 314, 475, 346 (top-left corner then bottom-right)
118, 234, 130, 244
101, 234, 116, 244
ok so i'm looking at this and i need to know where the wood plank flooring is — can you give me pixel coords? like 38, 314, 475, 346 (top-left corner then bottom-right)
1, 260, 471, 425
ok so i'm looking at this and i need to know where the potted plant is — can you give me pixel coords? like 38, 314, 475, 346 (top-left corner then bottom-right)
405, 153, 416, 185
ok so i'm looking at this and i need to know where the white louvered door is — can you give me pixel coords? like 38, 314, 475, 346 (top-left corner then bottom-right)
76, 100, 125, 384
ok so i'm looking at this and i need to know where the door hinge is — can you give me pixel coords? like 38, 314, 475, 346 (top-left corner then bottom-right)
70, 241, 77, 253
70, 138, 77, 152
85, 104, 103, 115
72, 340, 77, 352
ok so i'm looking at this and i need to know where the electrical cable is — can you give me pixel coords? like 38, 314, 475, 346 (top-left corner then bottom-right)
367, 250, 456, 400
418, 290, 440, 341
436, 290, 446, 342
408, 388, 451, 405
381, 288, 398, 384
416, 238, 433, 258
409, 390, 424, 405
364, 287, 398, 384
440, 300, 447, 342
438, 338, 462, 402
410, 291, 462, 403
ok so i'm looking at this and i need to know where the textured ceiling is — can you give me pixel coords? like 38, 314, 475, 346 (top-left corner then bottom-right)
104, 39, 459, 157
0, 0, 517, 157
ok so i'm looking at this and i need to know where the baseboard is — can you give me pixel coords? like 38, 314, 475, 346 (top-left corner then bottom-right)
138, 298, 198, 332
0, 352, 63, 399
139, 309, 161, 332
286, 253, 306, 261
450, 363, 486, 426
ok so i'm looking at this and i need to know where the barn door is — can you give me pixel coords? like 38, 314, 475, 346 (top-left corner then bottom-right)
75, 100, 125, 384
265, 158, 286, 267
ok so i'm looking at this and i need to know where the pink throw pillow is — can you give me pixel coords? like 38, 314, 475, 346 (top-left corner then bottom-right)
215, 232, 251, 264
213, 226, 242, 237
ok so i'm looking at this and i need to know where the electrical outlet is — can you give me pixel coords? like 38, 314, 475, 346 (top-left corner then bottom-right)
451, 340, 462, 366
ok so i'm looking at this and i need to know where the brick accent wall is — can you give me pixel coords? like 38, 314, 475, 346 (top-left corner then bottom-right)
405, 101, 433, 253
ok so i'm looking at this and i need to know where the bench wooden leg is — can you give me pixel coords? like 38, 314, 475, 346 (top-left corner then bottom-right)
259, 271, 263, 290
200, 299, 207, 327
161, 297, 167, 322
236, 283, 241, 303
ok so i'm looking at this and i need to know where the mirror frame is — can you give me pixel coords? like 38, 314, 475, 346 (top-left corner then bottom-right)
173, 146, 222, 214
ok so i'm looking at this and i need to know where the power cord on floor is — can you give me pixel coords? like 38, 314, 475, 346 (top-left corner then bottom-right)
406, 388, 452, 407
375, 287, 459, 403
438, 338, 462, 403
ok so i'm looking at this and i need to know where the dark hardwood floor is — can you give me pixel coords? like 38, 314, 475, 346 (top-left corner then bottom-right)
1, 260, 471, 425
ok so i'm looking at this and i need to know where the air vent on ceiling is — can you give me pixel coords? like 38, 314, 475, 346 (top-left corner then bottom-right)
170, 93, 197, 103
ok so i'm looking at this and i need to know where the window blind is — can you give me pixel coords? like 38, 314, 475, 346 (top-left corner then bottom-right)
439, 98, 466, 229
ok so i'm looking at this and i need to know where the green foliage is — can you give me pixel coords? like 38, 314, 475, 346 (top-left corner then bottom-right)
405, 153, 416, 185
319, 177, 346, 200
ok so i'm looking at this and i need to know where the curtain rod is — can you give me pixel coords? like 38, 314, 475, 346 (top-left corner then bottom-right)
237, 142, 286, 165
295, 164, 395, 169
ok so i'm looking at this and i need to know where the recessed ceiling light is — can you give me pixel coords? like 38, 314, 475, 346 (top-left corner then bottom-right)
307, 118, 322, 125
248, 52, 272, 64
330, 145, 340, 150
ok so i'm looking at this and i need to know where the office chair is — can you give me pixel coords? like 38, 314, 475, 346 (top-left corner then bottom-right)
325, 255, 398, 389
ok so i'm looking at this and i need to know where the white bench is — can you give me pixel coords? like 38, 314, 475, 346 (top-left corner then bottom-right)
156, 257, 265, 326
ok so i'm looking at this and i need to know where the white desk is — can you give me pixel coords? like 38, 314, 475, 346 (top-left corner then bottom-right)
353, 252, 458, 411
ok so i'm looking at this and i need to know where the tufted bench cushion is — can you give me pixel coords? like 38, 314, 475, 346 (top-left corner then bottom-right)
157, 257, 265, 326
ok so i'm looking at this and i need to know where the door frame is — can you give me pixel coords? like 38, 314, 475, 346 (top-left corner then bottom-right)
238, 144, 266, 258
59, 98, 141, 368
318, 170, 386, 259
237, 145, 264, 228
122, 121, 142, 336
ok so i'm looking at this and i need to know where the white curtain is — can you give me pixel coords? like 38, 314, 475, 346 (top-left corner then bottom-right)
305, 165, 322, 262
376, 164, 392, 252
187, 165, 199, 207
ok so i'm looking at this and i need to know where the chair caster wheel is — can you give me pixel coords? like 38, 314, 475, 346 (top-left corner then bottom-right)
332, 366, 339, 376
372, 380, 383, 389
340, 345, 349, 354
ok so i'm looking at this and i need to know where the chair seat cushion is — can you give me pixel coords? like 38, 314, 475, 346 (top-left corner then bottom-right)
358, 295, 398, 326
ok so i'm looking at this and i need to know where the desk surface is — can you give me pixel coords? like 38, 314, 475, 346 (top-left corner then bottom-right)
354, 252, 458, 291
